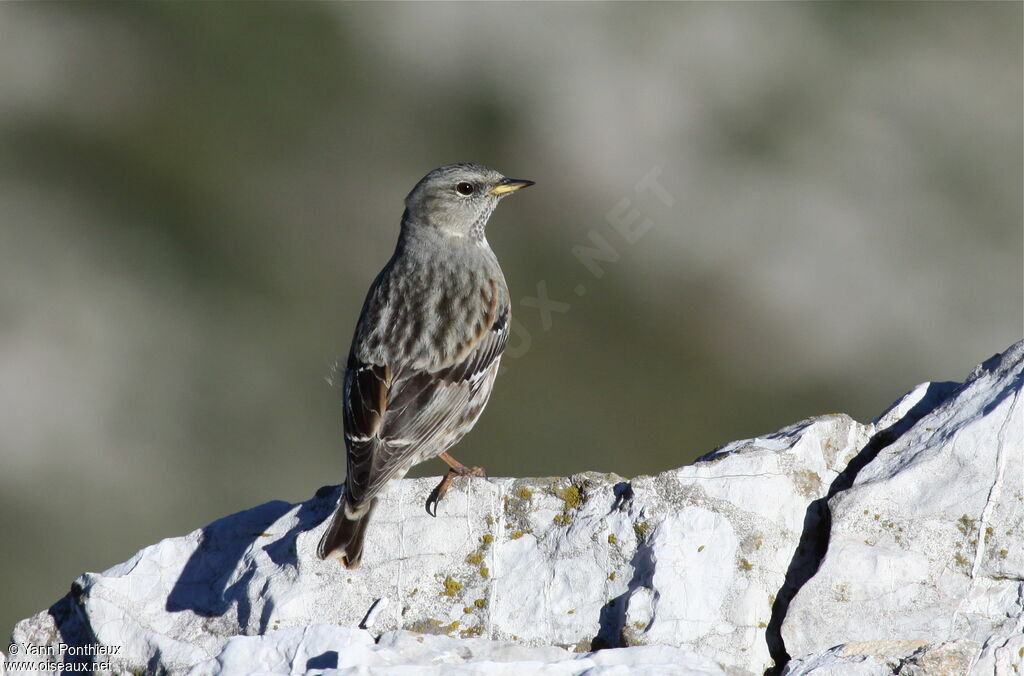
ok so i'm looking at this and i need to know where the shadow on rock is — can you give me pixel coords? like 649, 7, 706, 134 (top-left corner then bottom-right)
166, 485, 340, 632
263, 486, 338, 567
592, 481, 653, 651
307, 650, 339, 670
46, 582, 99, 672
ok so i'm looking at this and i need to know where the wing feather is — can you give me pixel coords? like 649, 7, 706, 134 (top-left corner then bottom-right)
343, 297, 509, 508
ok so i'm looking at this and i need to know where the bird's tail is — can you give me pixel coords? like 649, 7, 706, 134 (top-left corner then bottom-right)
318, 497, 377, 568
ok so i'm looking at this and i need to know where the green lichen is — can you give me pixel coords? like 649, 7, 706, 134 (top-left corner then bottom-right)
480, 566, 490, 579
957, 515, 976, 535
634, 522, 651, 541
791, 470, 822, 498
465, 533, 495, 567
474, 598, 487, 609
608, 572, 617, 581
515, 487, 533, 500
441, 576, 463, 597
552, 483, 585, 526
607, 533, 618, 544
463, 606, 474, 614
738, 558, 753, 571
408, 618, 448, 635
697, 545, 705, 552
510, 531, 524, 540
560, 485, 583, 509
460, 624, 485, 638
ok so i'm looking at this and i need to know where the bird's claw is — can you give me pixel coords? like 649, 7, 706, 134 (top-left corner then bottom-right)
424, 466, 487, 517
425, 471, 453, 517
425, 488, 441, 517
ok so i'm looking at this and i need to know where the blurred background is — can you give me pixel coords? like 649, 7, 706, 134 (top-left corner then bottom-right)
1, 2, 1020, 636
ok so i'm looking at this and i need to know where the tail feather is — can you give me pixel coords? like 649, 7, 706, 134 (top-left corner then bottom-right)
318, 498, 377, 568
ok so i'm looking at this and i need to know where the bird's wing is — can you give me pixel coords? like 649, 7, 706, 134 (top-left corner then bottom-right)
343, 303, 509, 509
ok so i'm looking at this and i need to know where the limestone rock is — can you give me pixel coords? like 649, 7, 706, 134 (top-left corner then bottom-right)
184, 627, 727, 675
781, 341, 1024, 671
8, 341, 1022, 675
782, 640, 983, 676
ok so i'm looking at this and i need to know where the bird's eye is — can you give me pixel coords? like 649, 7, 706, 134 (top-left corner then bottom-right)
455, 182, 475, 196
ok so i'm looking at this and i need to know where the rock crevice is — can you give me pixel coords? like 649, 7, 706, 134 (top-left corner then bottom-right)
766, 379, 962, 673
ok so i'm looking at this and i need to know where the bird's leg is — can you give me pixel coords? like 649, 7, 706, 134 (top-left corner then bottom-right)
425, 452, 486, 517
438, 451, 486, 477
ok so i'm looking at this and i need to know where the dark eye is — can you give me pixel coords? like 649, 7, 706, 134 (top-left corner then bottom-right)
455, 182, 475, 196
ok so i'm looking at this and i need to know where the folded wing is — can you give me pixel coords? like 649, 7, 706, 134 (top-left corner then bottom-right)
343, 304, 509, 510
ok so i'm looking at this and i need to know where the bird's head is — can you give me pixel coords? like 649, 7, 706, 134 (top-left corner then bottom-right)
403, 163, 533, 240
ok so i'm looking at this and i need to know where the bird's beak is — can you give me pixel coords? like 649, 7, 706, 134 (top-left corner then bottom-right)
490, 178, 535, 196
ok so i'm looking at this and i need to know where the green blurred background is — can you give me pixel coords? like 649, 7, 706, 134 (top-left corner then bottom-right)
2, 2, 1021, 637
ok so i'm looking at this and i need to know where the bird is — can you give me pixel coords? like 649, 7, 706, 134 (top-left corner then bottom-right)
318, 163, 533, 568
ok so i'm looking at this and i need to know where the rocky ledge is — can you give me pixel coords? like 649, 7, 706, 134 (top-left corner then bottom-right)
7, 341, 1023, 675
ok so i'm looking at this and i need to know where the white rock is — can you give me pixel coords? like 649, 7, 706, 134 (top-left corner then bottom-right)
782, 640, 982, 676
781, 341, 1024, 673
183, 628, 726, 675
8, 341, 1022, 675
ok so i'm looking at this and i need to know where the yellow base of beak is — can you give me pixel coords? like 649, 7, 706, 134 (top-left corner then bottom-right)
490, 179, 535, 195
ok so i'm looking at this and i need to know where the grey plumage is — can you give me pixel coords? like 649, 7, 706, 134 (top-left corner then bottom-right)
318, 163, 533, 568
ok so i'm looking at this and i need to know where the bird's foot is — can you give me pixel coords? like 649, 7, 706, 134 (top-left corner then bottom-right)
425, 471, 454, 517
425, 463, 487, 517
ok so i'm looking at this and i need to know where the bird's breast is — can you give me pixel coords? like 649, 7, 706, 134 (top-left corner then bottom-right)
355, 252, 507, 371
